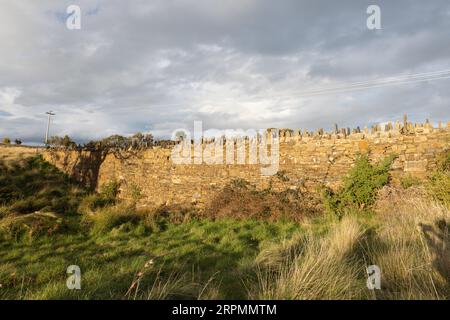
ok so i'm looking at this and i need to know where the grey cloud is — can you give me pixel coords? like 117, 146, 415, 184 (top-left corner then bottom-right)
0, 0, 449, 144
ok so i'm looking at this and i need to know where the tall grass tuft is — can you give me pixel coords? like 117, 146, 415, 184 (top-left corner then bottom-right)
86, 203, 141, 234
249, 188, 450, 300
249, 216, 367, 300
368, 186, 450, 299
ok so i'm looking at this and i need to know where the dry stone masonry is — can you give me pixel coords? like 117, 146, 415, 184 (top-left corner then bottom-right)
44, 117, 450, 209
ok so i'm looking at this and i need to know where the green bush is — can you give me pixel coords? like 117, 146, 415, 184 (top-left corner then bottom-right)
100, 180, 120, 200
322, 154, 396, 216
427, 171, 450, 206
427, 150, 450, 206
77, 180, 119, 215
88, 203, 141, 234
129, 182, 142, 203
48, 135, 76, 149
436, 150, 450, 172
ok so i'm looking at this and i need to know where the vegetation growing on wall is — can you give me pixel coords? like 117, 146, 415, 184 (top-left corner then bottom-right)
322, 154, 397, 216
427, 150, 450, 206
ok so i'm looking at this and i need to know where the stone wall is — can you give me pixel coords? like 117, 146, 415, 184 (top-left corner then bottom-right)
43, 118, 450, 209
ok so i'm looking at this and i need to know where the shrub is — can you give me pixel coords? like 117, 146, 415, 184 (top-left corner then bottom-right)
427, 171, 450, 206
400, 174, 421, 189
48, 135, 76, 149
78, 180, 120, 215
100, 180, 120, 200
129, 182, 142, 203
2, 137, 11, 144
205, 179, 321, 221
322, 154, 396, 216
436, 150, 450, 172
14, 139, 22, 145
427, 150, 450, 206
87, 203, 141, 234
83, 133, 155, 151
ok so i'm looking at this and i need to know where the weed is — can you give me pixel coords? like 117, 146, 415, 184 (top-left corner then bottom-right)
322, 154, 396, 217
400, 174, 422, 189
427, 150, 450, 206
100, 180, 120, 200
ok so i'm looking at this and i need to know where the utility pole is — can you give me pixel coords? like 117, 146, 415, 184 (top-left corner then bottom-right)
45, 111, 55, 145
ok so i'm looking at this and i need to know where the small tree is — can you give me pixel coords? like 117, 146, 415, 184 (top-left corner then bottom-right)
14, 139, 22, 145
2, 137, 11, 144
129, 132, 154, 149
49, 135, 76, 149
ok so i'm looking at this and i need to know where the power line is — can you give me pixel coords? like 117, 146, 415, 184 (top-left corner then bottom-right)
222, 69, 450, 102
97, 68, 450, 113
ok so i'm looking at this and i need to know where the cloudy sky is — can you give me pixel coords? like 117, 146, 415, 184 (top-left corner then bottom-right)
0, 0, 449, 144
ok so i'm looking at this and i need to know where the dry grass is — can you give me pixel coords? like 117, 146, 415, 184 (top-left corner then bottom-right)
204, 179, 322, 222
0, 211, 64, 240
0, 145, 42, 164
124, 258, 222, 300
249, 186, 450, 300
368, 186, 450, 299
84, 202, 142, 234
249, 216, 368, 300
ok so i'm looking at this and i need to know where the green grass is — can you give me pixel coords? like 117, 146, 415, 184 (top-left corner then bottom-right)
0, 155, 86, 214
0, 153, 448, 300
0, 218, 299, 299
0, 155, 304, 299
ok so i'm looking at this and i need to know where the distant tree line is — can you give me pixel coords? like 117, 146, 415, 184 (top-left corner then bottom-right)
1, 133, 175, 151
48, 133, 175, 151
1, 137, 22, 145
